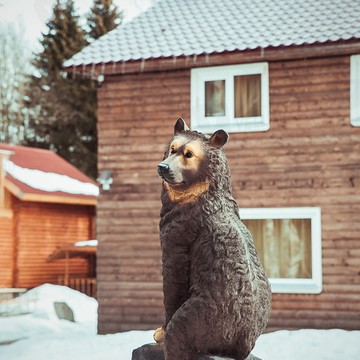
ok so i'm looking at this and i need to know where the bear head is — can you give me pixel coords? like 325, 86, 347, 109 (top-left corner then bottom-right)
158, 118, 231, 204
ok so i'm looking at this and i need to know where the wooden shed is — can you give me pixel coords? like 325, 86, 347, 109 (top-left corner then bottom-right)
0, 144, 98, 292
65, 0, 360, 333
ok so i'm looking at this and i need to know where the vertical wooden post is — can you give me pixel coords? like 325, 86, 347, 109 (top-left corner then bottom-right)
0, 150, 13, 208
64, 251, 70, 286
0, 150, 16, 288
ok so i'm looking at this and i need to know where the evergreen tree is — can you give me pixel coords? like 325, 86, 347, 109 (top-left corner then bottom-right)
87, 0, 122, 40
36, 0, 88, 77
24, 0, 97, 178
24, 0, 122, 179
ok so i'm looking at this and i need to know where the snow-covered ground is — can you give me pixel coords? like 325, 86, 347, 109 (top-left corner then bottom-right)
0, 284, 358, 360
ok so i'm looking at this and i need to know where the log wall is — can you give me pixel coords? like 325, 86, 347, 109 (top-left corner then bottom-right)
13, 200, 94, 289
97, 55, 360, 333
0, 208, 14, 287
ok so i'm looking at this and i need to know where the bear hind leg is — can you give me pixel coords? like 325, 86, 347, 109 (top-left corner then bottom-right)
164, 298, 206, 360
165, 319, 197, 360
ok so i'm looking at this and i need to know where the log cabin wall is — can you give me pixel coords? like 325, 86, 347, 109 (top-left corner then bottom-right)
13, 199, 95, 289
0, 208, 14, 287
97, 69, 188, 332
0, 154, 14, 288
96, 54, 360, 333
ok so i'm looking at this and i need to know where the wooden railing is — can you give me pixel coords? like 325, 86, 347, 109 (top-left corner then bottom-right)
57, 276, 96, 298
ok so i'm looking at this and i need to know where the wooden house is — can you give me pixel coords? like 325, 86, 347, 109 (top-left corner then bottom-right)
64, 0, 360, 333
0, 144, 98, 293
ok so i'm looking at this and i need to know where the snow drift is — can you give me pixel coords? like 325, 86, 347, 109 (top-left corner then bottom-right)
0, 284, 359, 360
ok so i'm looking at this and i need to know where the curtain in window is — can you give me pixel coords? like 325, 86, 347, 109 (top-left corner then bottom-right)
243, 219, 312, 278
234, 74, 261, 117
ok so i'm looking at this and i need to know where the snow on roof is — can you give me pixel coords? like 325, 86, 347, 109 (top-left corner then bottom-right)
4, 160, 99, 197
48, 240, 97, 262
0, 144, 98, 205
65, 0, 360, 67
75, 239, 98, 247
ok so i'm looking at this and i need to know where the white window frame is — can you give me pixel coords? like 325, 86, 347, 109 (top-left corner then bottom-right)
350, 54, 360, 126
191, 62, 270, 133
239, 207, 322, 294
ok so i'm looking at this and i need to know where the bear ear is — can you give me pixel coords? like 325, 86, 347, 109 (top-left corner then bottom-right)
209, 129, 229, 148
174, 118, 189, 134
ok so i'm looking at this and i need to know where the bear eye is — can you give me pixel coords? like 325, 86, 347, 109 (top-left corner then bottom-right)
185, 151, 193, 159
170, 146, 176, 154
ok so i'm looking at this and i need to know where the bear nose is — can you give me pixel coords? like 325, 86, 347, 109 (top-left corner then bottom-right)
158, 163, 170, 174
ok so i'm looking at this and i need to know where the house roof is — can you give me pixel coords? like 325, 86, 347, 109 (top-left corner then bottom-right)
0, 144, 98, 205
64, 0, 360, 68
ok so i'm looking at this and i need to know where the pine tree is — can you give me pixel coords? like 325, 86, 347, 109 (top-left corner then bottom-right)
87, 0, 122, 40
24, 0, 122, 179
24, 0, 97, 178
35, 0, 88, 79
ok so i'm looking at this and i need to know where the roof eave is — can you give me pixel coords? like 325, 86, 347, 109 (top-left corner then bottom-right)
64, 39, 360, 77
48, 246, 96, 262
5, 179, 97, 206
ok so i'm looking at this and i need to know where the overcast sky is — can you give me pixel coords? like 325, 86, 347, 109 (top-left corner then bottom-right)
0, 0, 152, 51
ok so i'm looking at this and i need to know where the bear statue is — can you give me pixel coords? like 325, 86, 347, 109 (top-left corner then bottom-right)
155, 118, 272, 360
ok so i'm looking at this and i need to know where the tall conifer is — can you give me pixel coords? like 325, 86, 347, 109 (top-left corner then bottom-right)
24, 0, 97, 178
24, 0, 122, 179
87, 0, 122, 40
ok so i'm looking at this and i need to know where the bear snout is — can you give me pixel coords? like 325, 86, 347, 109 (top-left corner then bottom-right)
158, 162, 170, 175
158, 162, 176, 183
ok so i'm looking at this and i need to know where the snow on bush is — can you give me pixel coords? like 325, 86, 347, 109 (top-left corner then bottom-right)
22, 284, 98, 323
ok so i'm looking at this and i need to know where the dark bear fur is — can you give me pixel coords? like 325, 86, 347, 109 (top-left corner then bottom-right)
157, 119, 272, 360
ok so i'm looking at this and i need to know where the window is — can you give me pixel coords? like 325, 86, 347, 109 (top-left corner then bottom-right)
350, 54, 360, 126
240, 207, 322, 294
191, 63, 269, 133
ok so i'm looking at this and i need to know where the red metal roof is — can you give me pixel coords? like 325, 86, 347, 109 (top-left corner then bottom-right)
0, 144, 98, 205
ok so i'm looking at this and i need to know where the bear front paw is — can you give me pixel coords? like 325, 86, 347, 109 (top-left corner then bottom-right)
153, 326, 165, 343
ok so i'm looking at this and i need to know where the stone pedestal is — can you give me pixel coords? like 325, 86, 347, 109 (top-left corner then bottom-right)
131, 344, 164, 360
131, 343, 261, 360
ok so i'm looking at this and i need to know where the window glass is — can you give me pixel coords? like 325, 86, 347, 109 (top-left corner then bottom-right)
240, 207, 321, 294
205, 80, 225, 117
234, 74, 261, 117
191, 63, 269, 133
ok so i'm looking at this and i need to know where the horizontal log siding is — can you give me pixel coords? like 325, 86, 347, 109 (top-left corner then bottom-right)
0, 211, 14, 287
97, 69, 190, 333
257, 56, 360, 331
97, 55, 360, 333
14, 201, 93, 289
